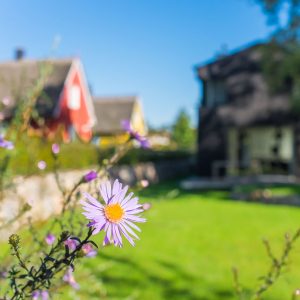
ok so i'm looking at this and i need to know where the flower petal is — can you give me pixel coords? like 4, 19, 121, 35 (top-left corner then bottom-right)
119, 223, 135, 246
82, 192, 103, 208
112, 179, 122, 195
120, 192, 134, 206
120, 221, 140, 239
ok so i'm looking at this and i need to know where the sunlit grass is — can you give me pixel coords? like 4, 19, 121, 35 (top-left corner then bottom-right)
2, 181, 300, 299
58, 181, 300, 299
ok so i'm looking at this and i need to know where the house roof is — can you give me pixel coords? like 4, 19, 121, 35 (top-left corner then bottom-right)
93, 96, 137, 134
196, 43, 263, 80
196, 42, 298, 127
0, 58, 73, 118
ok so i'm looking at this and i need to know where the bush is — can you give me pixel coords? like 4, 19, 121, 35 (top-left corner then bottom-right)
0, 137, 99, 176
0, 137, 194, 176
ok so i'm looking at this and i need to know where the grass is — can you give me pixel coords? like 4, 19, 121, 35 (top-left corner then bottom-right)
3, 181, 300, 299
59, 181, 300, 299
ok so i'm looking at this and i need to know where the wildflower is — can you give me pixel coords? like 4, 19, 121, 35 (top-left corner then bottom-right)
64, 238, 79, 251
82, 243, 97, 257
32, 290, 49, 300
51, 143, 60, 154
27, 198, 34, 207
80, 179, 146, 247
0, 135, 14, 150
9, 234, 20, 249
2, 96, 11, 106
0, 271, 7, 279
84, 170, 98, 182
140, 179, 149, 188
142, 202, 152, 211
45, 233, 55, 245
37, 160, 46, 170
121, 120, 150, 148
63, 267, 80, 289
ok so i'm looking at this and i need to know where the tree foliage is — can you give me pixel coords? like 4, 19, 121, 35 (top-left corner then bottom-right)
255, 0, 300, 37
255, 0, 300, 109
171, 109, 195, 150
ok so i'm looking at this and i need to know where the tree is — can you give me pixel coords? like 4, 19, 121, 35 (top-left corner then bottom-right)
171, 109, 195, 150
255, 0, 300, 38
253, 1, 300, 109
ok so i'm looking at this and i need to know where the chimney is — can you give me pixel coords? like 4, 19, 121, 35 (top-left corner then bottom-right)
15, 48, 25, 61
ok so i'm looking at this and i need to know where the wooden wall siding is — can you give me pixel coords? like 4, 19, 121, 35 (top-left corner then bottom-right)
196, 44, 300, 176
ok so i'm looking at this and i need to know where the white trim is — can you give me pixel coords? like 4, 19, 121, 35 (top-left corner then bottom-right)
53, 59, 97, 128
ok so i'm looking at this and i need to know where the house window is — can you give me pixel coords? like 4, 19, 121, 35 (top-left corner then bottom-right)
68, 85, 81, 110
205, 80, 227, 107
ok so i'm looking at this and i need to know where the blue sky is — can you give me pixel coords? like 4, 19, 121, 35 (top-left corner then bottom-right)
0, 0, 272, 127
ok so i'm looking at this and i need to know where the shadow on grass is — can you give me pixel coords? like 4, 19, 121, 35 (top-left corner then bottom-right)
90, 252, 235, 300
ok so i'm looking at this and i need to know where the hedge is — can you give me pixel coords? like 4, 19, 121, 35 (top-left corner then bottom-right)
0, 137, 194, 176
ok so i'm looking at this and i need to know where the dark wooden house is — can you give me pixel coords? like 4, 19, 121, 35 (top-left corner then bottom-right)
196, 43, 300, 177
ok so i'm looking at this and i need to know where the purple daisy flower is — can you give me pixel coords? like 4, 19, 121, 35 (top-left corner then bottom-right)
51, 143, 60, 154
32, 290, 49, 300
64, 238, 79, 251
121, 120, 150, 149
80, 179, 146, 247
63, 267, 80, 290
84, 170, 98, 182
45, 233, 55, 245
0, 135, 14, 150
82, 243, 97, 257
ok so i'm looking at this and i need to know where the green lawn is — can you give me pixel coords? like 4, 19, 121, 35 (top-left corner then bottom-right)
55, 181, 300, 300
3, 181, 300, 299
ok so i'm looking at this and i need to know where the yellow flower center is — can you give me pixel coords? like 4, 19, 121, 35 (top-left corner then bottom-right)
104, 203, 124, 223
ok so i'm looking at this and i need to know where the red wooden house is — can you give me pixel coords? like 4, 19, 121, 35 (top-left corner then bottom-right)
0, 56, 96, 142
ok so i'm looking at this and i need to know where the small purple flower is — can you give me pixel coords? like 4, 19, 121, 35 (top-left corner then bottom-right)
40, 291, 49, 300
142, 202, 152, 211
2, 96, 11, 106
64, 238, 79, 251
45, 233, 55, 245
121, 120, 150, 149
63, 267, 80, 290
140, 179, 149, 188
0, 271, 8, 279
51, 143, 60, 154
32, 291, 40, 300
0, 135, 14, 150
80, 179, 146, 247
82, 243, 97, 257
84, 170, 98, 182
37, 160, 46, 170
32, 290, 49, 300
